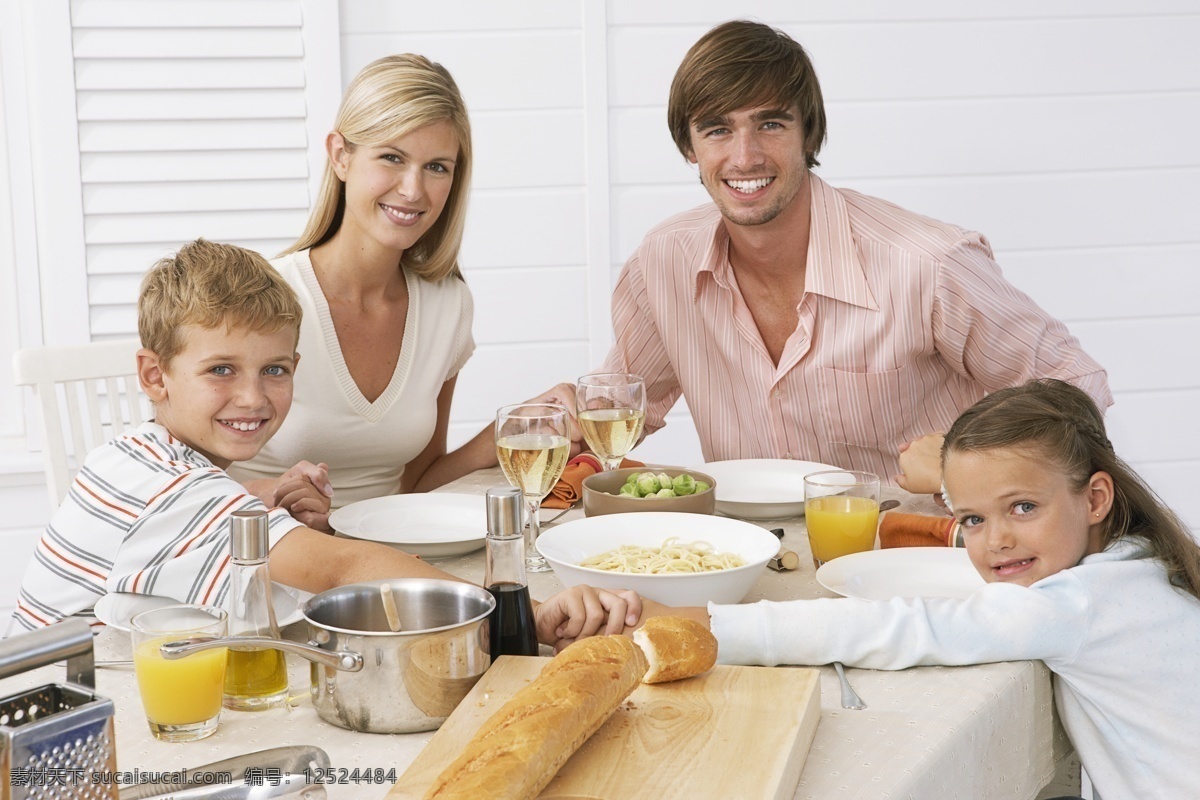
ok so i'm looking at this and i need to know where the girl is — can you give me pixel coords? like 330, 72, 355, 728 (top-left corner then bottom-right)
230, 54, 500, 519
670, 380, 1200, 799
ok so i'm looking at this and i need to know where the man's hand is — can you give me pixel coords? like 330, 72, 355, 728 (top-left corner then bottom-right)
895, 433, 945, 495
273, 461, 334, 531
526, 382, 583, 456
534, 585, 642, 652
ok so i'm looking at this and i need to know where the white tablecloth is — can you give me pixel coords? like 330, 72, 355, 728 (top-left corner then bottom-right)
1, 469, 1079, 799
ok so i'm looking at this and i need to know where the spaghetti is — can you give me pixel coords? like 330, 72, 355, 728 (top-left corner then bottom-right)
578, 537, 745, 574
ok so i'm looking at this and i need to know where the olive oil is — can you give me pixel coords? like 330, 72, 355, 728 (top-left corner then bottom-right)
223, 510, 290, 710
225, 646, 289, 705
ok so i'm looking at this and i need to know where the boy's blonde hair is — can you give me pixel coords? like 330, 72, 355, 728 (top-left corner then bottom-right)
138, 238, 302, 367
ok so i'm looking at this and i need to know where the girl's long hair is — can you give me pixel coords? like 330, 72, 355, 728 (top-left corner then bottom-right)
943, 379, 1200, 600
282, 54, 471, 282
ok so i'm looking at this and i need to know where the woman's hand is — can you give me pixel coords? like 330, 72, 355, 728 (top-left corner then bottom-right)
534, 585, 643, 652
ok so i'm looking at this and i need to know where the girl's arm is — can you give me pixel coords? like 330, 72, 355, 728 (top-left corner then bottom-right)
269, 527, 640, 648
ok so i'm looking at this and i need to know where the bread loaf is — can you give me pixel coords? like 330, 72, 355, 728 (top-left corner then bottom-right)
634, 615, 718, 684
423, 635, 648, 800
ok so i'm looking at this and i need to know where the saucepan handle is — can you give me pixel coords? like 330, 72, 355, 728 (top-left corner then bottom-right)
159, 635, 363, 672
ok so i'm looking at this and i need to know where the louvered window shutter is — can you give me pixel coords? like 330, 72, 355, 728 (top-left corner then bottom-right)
67, 0, 339, 339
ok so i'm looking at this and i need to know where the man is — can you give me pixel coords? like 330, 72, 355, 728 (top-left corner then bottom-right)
597, 20, 1111, 489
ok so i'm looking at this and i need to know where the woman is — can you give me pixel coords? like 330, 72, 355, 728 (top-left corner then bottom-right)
230, 55, 498, 522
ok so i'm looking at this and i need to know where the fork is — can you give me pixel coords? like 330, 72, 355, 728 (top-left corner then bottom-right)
833, 661, 867, 710
541, 503, 578, 526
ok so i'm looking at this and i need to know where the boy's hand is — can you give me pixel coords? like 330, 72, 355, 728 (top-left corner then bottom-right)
534, 585, 642, 652
895, 433, 945, 495
274, 461, 334, 532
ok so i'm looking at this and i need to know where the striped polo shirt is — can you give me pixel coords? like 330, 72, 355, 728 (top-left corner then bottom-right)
9, 422, 301, 633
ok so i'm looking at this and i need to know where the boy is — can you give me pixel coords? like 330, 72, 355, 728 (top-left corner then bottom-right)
10, 239, 637, 647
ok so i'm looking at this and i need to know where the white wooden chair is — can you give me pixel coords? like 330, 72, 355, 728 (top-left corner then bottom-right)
12, 339, 147, 506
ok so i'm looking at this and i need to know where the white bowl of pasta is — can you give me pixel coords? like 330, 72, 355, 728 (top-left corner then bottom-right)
535, 512, 780, 607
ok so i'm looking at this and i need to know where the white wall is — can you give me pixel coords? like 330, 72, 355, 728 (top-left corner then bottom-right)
347, 1, 1197, 524
2, 1, 1197, 616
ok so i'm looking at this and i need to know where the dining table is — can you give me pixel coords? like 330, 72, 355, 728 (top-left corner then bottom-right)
1, 467, 1081, 799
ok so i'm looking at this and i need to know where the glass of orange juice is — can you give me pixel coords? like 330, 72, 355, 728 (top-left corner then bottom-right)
804, 470, 881, 567
130, 604, 228, 742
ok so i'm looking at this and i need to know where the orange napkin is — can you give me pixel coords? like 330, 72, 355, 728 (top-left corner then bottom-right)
878, 512, 959, 549
541, 454, 645, 509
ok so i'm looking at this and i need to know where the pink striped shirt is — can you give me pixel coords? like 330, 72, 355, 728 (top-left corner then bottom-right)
600, 175, 1111, 483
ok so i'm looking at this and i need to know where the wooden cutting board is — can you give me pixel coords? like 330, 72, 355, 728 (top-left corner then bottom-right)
387, 655, 821, 800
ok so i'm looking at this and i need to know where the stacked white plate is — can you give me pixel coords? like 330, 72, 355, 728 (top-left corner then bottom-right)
329, 493, 488, 558
698, 459, 840, 519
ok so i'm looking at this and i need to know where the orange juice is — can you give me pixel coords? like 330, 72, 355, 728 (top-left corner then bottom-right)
133, 636, 227, 725
806, 495, 880, 563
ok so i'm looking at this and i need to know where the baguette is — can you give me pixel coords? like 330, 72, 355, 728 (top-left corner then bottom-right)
634, 615, 718, 684
423, 635, 648, 800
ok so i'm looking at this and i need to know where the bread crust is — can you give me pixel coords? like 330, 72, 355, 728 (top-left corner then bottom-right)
634, 616, 718, 684
424, 635, 648, 800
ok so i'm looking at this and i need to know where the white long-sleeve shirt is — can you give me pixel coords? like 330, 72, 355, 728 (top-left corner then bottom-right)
711, 538, 1200, 800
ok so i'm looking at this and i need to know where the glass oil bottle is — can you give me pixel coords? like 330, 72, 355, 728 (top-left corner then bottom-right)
223, 509, 289, 710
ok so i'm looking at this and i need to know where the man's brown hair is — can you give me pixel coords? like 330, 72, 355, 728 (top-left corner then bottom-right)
138, 238, 302, 367
668, 20, 827, 168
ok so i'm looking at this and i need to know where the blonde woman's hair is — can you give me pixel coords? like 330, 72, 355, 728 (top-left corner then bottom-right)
668, 20, 827, 169
283, 54, 472, 282
943, 379, 1200, 601
139, 238, 302, 367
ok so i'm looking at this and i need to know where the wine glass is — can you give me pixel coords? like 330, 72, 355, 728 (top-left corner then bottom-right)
575, 373, 646, 472
495, 403, 571, 573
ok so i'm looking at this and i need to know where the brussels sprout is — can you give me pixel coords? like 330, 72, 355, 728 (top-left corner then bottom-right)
655, 488, 677, 498
656, 472, 672, 488
671, 473, 697, 496
695, 481, 710, 493
618, 482, 639, 497
625, 471, 641, 486
636, 473, 661, 496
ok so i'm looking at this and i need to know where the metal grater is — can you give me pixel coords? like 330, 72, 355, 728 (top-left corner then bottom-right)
1, 618, 118, 800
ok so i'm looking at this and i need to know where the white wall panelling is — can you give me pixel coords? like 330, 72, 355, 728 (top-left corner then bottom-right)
0, 0, 343, 616
1, 2, 1196, 620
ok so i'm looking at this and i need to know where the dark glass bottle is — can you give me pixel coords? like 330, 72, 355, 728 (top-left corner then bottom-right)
484, 486, 539, 658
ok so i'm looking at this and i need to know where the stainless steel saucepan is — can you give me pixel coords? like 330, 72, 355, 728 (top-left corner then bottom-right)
163, 578, 495, 734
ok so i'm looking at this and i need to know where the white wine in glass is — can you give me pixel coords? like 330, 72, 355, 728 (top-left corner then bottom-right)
576, 373, 646, 472
495, 403, 571, 573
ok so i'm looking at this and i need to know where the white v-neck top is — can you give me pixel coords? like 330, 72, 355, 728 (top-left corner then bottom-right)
228, 249, 475, 509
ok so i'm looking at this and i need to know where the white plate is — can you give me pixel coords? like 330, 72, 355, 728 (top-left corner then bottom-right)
93, 583, 303, 633
329, 493, 486, 558
816, 548, 985, 601
698, 459, 841, 519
